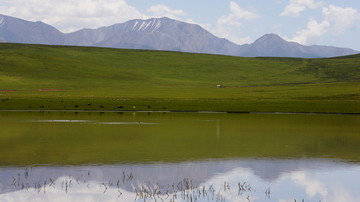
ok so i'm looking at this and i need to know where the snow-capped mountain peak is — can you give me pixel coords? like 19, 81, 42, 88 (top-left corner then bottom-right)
128, 18, 162, 33
0, 17, 5, 27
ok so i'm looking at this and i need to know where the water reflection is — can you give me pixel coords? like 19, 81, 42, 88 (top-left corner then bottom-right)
0, 111, 359, 201
1, 159, 359, 202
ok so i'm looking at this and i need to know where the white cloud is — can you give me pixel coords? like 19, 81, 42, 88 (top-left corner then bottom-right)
323, 5, 360, 34
212, 1, 259, 44
288, 18, 329, 45
281, 0, 322, 17
147, 4, 187, 20
287, 4, 359, 45
0, 0, 147, 33
218, 1, 260, 27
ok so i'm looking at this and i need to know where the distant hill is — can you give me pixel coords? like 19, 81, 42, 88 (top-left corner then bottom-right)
240, 33, 358, 58
0, 14, 358, 58
0, 14, 64, 45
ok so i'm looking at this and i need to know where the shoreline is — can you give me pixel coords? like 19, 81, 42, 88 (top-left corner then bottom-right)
0, 109, 358, 115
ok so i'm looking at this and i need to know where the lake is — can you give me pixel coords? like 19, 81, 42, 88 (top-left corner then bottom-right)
0, 111, 359, 202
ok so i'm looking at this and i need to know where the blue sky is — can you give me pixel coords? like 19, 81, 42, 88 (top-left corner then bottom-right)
1, 0, 359, 50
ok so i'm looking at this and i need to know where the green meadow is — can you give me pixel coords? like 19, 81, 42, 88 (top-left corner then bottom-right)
0, 43, 359, 113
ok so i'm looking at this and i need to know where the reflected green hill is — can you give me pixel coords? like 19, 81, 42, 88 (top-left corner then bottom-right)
0, 112, 359, 166
0, 43, 359, 113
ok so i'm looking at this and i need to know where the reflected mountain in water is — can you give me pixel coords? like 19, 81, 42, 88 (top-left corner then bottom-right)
1, 158, 359, 201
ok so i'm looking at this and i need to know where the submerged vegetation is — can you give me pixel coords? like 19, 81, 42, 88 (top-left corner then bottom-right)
0, 43, 359, 113
7, 167, 256, 202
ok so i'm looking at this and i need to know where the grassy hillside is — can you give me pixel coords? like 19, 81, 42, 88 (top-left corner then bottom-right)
0, 43, 359, 113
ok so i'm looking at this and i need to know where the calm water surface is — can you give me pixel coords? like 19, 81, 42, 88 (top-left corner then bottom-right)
0, 111, 359, 202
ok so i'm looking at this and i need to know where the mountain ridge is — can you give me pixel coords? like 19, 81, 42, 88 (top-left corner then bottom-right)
0, 14, 358, 58
0, 14, 65, 45
64, 17, 245, 56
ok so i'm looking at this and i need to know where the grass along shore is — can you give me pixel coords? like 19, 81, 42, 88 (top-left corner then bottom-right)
0, 43, 359, 113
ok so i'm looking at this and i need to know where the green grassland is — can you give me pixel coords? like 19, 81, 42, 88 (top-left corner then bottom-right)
0, 43, 359, 113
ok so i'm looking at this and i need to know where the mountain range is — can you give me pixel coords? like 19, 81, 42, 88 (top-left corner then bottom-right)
0, 14, 358, 58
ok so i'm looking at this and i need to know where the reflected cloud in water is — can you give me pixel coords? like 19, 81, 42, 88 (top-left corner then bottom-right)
1, 158, 359, 202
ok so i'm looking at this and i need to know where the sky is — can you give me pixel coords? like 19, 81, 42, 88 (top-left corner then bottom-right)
0, 0, 359, 50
